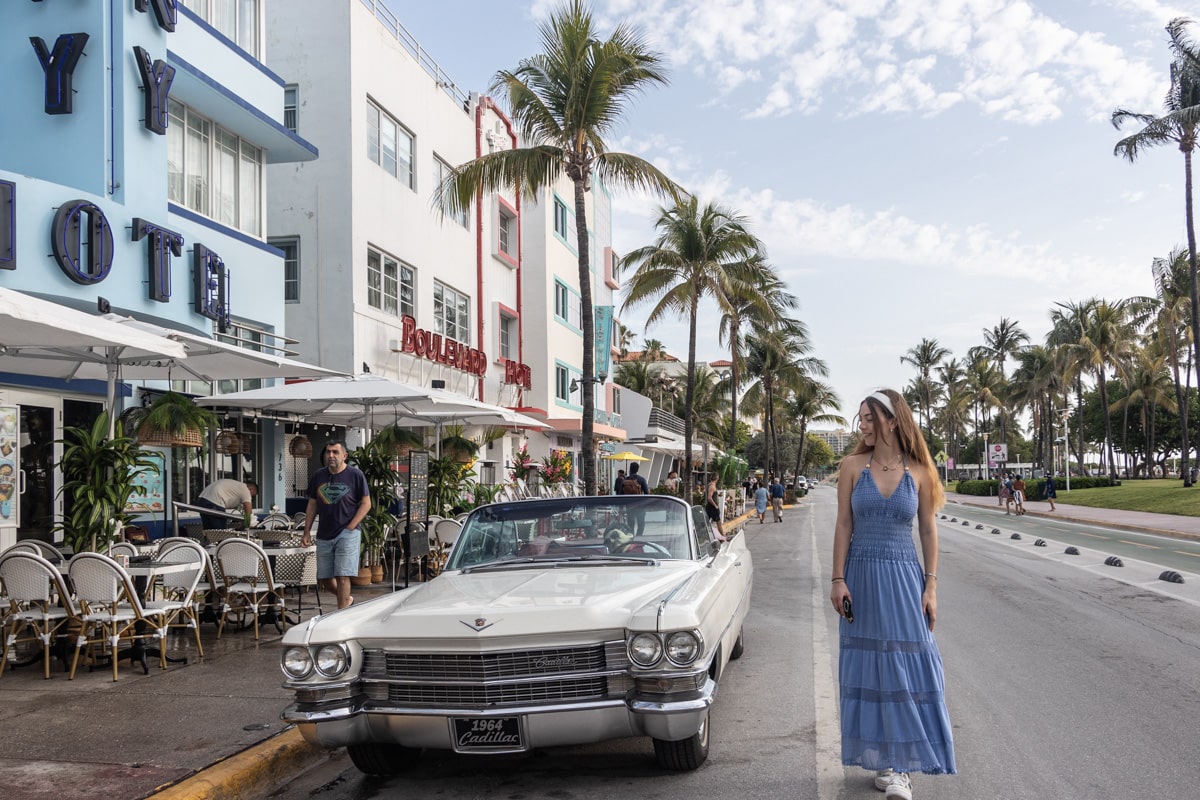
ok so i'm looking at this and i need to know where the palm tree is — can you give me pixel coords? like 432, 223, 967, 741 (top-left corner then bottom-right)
1113, 17, 1200, 483
640, 338, 668, 362
1113, 344, 1177, 476
613, 358, 651, 395
1071, 300, 1138, 478
979, 319, 1028, 443
717, 258, 794, 452
936, 358, 970, 469
687, 365, 731, 443
900, 338, 950, 432
621, 197, 760, 498
786, 379, 844, 482
443, 0, 679, 494
1152, 247, 1195, 481
1050, 298, 1098, 478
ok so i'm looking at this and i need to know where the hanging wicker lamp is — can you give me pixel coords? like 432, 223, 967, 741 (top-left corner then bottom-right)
289, 435, 313, 458
215, 430, 242, 454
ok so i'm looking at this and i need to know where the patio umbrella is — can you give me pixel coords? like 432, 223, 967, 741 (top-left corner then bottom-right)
601, 450, 650, 470
0, 288, 188, 427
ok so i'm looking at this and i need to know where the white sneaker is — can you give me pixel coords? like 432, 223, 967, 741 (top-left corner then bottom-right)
884, 772, 912, 800
874, 769, 895, 790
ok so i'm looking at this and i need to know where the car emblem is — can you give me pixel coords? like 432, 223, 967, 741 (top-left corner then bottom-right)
461, 617, 497, 632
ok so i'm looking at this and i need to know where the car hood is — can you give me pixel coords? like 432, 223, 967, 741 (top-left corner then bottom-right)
299, 562, 700, 642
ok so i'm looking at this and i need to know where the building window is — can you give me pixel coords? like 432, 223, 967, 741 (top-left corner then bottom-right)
553, 197, 569, 239
497, 204, 517, 264
499, 313, 515, 360
613, 387, 621, 416
433, 156, 468, 227
553, 280, 582, 330
167, 99, 263, 236
434, 282, 470, 344
367, 100, 414, 189
555, 365, 569, 402
271, 237, 300, 302
367, 247, 414, 317
284, 84, 298, 133
182, 0, 261, 58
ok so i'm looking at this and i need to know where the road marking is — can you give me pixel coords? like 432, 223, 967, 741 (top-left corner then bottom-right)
1176, 550, 1200, 558
809, 509, 843, 800
1074, 531, 1106, 539
1118, 539, 1159, 549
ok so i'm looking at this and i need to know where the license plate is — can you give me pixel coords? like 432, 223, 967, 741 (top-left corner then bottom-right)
451, 716, 525, 752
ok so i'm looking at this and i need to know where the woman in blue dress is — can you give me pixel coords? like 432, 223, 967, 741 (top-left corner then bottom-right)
830, 389, 955, 800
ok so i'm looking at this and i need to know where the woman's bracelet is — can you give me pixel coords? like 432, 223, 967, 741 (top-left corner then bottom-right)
924, 572, 937, 580
831, 577, 845, 583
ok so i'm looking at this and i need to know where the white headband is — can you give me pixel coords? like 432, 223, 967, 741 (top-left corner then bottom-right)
867, 391, 895, 417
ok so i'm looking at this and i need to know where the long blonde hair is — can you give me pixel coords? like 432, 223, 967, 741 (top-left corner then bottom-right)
852, 388, 945, 510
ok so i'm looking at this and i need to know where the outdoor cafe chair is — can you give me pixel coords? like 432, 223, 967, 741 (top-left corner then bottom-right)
271, 536, 321, 623
107, 542, 139, 561
0, 551, 79, 680
10, 540, 64, 562
257, 512, 293, 531
68, 552, 171, 681
433, 518, 462, 555
155, 538, 194, 559
143, 540, 206, 658
214, 539, 285, 640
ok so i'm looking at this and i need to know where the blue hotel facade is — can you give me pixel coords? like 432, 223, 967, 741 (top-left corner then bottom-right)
0, 0, 316, 545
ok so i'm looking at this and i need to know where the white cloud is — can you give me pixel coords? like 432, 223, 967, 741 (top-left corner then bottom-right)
597, 0, 1164, 124
1122, 190, 1147, 203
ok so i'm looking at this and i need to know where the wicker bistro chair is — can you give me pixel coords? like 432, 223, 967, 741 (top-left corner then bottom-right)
107, 542, 139, 561
433, 519, 463, 561
143, 541, 206, 658
155, 538, 194, 559
67, 552, 173, 681
270, 537, 321, 623
0, 551, 80, 679
214, 539, 285, 640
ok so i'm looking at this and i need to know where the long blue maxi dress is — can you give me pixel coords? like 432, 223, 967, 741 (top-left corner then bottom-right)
839, 458, 956, 775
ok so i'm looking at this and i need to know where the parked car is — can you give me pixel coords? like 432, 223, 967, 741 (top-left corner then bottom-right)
794, 476, 808, 491
280, 494, 753, 774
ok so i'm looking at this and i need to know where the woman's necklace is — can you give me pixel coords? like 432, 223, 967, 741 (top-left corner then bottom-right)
873, 452, 903, 471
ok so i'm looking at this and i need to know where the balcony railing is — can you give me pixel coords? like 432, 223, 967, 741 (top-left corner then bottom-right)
648, 407, 685, 436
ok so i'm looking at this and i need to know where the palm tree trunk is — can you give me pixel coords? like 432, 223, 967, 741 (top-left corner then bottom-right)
1076, 375, 1085, 476
573, 177, 596, 495
1185, 142, 1200, 486
1171, 340, 1189, 483
728, 329, 740, 453
1099, 370, 1116, 479
683, 292, 699, 499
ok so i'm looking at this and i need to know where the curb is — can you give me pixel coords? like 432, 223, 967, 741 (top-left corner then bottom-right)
146, 727, 327, 800
946, 499, 1200, 543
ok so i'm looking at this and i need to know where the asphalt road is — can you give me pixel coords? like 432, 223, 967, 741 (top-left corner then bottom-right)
266, 486, 1200, 799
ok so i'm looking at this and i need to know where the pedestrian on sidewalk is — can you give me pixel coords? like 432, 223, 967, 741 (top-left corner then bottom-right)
830, 388, 956, 800
754, 481, 768, 524
705, 476, 725, 540
302, 441, 371, 610
769, 474, 785, 522
1001, 473, 1014, 514
1012, 474, 1027, 515
1044, 472, 1058, 511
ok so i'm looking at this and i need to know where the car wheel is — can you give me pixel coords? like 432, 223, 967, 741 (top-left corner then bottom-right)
652, 707, 710, 770
729, 628, 745, 660
346, 742, 421, 775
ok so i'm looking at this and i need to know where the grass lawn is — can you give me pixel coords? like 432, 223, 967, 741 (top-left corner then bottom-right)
1043, 479, 1200, 517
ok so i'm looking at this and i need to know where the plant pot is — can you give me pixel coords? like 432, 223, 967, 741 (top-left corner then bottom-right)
350, 566, 373, 586
370, 563, 385, 583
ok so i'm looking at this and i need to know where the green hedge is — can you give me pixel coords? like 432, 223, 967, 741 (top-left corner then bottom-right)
956, 477, 1115, 498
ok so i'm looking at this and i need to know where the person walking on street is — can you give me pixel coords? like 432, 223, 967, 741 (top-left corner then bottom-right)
302, 441, 371, 610
1012, 474, 1027, 515
830, 389, 956, 799
1001, 473, 1014, 514
1044, 472, 1058, 511
754, 481, 769, 524
705, 476, 725, 540
769, 474, 785, 522
196, 478, 257, 530
622, 463, 650, 534
613, 469, 626, 496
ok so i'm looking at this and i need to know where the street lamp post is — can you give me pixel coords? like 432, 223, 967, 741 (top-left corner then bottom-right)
1057, 408, 1071, 492
982, 431, 990, 482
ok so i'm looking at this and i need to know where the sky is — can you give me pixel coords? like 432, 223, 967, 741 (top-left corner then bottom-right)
389, 0, 1193, 419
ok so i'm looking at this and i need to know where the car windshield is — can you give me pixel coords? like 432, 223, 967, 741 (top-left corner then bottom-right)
445, 496, 696, 571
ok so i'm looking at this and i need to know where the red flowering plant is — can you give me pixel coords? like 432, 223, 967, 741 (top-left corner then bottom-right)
540, 449, 573, 484
508, 443, 537, 482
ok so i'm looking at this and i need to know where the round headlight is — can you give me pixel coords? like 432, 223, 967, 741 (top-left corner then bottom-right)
314, 644, 349, 677
282, 646, 314, 679
629, 632, 663, 667
665, 630, 701, 666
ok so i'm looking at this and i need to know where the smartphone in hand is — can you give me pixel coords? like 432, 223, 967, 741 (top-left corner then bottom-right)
842, 596, 854, 623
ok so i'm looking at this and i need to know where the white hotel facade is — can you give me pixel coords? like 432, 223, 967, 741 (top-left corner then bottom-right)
267, 0, 626, 481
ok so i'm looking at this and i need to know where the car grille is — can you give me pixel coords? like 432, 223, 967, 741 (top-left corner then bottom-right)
360, 641, 630, 709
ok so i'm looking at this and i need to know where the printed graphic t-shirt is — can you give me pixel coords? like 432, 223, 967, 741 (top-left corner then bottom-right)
306, 466, 370, 540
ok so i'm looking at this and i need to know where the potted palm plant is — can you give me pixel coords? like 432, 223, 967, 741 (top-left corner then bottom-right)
374, 425, 427, 460
54, 413, 160, 554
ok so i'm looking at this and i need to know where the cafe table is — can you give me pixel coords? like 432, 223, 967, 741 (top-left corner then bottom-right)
123, 559, 195, 668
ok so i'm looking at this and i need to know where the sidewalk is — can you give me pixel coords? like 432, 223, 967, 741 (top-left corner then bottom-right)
0, 581, 395, 800
945, 492, 1200, 541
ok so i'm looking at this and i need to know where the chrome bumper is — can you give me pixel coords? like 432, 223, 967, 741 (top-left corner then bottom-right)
282, 677, 717, 750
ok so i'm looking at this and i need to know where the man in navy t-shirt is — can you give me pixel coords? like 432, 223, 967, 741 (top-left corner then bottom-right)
769, 475, 785, 522
302, 441, 371, 609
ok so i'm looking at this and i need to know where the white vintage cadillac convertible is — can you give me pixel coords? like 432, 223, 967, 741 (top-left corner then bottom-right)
280, 494, 753, 773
